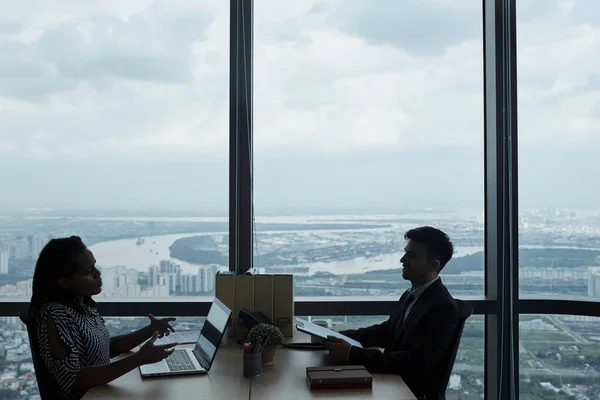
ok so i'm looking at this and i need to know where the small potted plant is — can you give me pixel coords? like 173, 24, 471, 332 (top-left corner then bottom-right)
247, 323, 284, 365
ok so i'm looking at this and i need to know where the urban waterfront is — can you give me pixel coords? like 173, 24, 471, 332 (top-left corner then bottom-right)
0, 209, 599, 399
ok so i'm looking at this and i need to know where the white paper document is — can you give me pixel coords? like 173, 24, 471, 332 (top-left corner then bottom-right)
295, 318, 363, 348
143, 330, 201, 346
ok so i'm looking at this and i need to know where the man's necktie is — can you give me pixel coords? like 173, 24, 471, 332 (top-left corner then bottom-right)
402, 292, 415, 316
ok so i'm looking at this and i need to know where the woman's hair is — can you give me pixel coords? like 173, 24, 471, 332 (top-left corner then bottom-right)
29, 236, 96, 317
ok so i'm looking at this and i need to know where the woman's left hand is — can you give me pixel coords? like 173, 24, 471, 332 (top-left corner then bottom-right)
148, 314, 176, 337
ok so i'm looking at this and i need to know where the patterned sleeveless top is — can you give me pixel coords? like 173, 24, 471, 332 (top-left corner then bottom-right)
36, 302, 111, 400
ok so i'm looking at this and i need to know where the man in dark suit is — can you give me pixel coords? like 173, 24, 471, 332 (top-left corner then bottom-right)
325, 226, 458, 399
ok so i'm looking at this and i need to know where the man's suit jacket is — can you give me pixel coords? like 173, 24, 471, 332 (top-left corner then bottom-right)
340, 278, 458, 399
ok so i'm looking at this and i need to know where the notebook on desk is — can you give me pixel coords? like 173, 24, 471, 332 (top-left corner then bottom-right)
139, 298, 231, 377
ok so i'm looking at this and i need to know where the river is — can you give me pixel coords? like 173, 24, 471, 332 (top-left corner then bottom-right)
88, 231, 484, 275
88, 231, 600, 276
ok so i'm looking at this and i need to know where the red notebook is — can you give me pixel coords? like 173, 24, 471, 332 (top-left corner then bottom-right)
306, 365, 373, 390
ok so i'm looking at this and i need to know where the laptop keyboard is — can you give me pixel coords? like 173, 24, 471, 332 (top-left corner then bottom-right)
166, 350, 196, 372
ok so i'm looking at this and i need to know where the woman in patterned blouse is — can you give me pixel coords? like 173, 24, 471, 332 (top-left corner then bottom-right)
29, 236, 179, 400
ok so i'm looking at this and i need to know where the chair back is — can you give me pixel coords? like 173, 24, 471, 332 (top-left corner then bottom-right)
19, 310, 60, 399
432, 299, 474, 400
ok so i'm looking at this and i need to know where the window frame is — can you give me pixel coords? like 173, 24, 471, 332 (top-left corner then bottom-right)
2, 1, 600, 399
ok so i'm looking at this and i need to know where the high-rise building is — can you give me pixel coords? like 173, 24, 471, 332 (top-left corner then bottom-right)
158, 274, 169, 287
111, 284, 141, 298
98, 266, 139, 296
207, 265, 218, 291
99, 266, 118, 293
4, 239, 29, 260
31, 233, 49, 258
198, 265, 219, 293
182, 274, 202, 294
149, 265, 159, 286
149, 274, 169, 297
99, 265, 125, 293
588, 267, 600, 298
0, 251, 9, 274
177, 268, 184, 292
125, 268, 137, 285
157, 260, 182, 293
159, 259, 180, 274
16, 279, 33, 297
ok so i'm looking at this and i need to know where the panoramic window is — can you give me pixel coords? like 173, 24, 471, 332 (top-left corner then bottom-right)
516, 1, 600, 398
254, 0, 485, 299
517, 0, 600, 303
0, 1, 228, 397
0, 1, 229, 302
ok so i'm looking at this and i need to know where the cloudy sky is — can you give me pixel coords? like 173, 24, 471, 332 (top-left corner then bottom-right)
0, 0, 599, 213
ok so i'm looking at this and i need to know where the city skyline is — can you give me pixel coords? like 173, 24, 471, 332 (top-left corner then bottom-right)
0, 210, 599, 399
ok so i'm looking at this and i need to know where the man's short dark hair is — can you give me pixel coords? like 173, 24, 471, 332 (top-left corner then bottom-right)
404, 226, 454, 272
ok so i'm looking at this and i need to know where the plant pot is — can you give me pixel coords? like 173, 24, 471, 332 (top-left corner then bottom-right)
262, 348, 276, 365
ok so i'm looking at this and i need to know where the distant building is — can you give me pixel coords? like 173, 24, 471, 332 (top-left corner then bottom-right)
30, 233, 49, 258
199, 265, 219, 293
448, 374, 462, 390
149, 265, 159, 286
588, 267, 600, 298
159, 259, 179, 274
182, 273, 202, 294
0, 316, 18, 325
99, 265, 138, 295
0, 251, 8, 274
16, 279, 33, 296
520, 267, 587, 280
157, 260, 183, 293
4, 239, 29, 260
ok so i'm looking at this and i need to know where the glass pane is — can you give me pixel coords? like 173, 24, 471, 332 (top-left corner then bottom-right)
0, 317, 35, 399
104, 316, 206, 336
520, 315, 600, 399
299, 314, 485, 398
0, 1, 229, 301
517, 1, 600, 301
448, 314, 484, 399
254, 1, 485, 298
0, 316, 205, 399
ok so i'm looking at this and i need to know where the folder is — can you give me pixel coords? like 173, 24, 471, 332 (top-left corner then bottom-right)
254, 275, 274, 323
273, 274, 294, 337
215, 274, 236, 337
234, 274, 255, 339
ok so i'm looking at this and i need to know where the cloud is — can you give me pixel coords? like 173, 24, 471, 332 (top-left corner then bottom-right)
253, 0, 484, 153
517, 0, 600, 148
0, 0, 229, 157
0, 0, 598, 210
316, 0, 482, 56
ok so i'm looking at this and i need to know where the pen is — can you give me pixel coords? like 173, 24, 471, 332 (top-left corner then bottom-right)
253, 336, 261, 354
256, 338, 267, 354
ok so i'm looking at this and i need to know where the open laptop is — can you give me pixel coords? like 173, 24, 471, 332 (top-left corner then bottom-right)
140, 298, 231, 377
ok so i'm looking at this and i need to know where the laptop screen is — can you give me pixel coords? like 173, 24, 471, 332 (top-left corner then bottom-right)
194, 298, 231, 370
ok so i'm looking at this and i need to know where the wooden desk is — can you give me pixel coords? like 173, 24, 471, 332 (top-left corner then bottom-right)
84, 334, 416, 399
83, 345, 249, 400
250, 348, 416, 399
